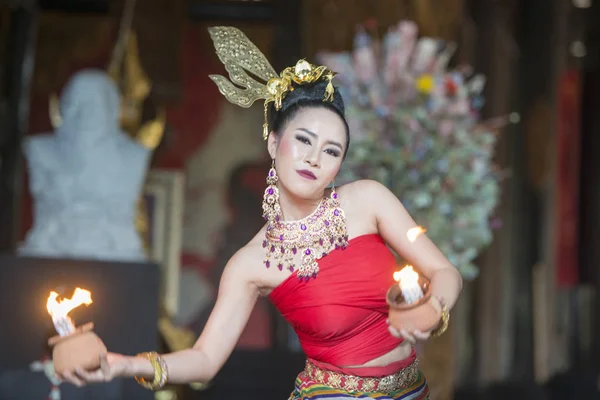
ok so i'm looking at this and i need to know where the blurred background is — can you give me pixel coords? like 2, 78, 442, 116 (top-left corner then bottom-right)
0, 0, 598, 399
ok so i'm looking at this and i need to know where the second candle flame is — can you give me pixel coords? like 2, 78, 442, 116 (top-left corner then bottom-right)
407, 226, 426, 243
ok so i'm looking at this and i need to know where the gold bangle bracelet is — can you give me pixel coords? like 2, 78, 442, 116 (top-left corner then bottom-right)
134, 352, 168, 391
430, 302, 450, 338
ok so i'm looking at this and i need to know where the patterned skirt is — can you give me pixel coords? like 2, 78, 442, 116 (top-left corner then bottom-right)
288, 359, 429, 400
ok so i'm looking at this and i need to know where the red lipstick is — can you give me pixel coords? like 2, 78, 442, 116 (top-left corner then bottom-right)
296, 169, 317, 180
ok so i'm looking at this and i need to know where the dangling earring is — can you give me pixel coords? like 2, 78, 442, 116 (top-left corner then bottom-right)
330, 181, 338, 202
262, 160, 281, 222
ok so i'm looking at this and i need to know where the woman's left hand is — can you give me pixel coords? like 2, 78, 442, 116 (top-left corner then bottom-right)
386, 296, 446, 345
386, 321, 431, 344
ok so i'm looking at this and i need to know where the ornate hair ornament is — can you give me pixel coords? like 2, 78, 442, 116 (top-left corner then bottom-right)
207, 26, 337, 141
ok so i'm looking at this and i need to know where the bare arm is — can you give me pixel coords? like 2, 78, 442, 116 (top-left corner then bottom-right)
128, 248, 259, 383
354, 180, 463, 309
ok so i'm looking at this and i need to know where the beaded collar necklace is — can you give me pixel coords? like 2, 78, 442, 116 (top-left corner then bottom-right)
263, 189, 348, 280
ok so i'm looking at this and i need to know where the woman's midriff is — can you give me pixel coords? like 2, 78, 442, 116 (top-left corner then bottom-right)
306, 342, 416, 378
341, 341, 413, 369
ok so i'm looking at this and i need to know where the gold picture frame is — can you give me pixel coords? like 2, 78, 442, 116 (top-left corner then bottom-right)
143, 168, 185, 318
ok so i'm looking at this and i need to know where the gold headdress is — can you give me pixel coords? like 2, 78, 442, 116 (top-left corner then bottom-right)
207, 26, 338, 141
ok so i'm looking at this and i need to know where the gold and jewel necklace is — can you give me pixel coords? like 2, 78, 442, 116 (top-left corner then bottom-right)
263, 189, 349, 280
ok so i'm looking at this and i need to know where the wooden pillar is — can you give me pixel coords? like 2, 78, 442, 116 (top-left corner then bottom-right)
532, 0, 573, 381
466, 0, 524, 384
0, 2, 38, 252
578, 1, 600, 372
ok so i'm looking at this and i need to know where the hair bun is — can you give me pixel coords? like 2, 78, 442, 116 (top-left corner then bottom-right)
280, 80, 345, 116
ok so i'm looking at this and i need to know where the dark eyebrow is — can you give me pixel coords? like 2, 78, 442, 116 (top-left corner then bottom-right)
297, 128, 344, 150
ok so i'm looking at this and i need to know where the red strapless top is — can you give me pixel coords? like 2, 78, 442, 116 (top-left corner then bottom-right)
269, 234, 417, 376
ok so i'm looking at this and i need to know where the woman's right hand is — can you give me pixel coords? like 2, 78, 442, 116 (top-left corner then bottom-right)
58, 353, 131, 387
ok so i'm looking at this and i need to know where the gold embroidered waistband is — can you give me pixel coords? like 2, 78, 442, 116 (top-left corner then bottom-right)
303, 359, 420, 394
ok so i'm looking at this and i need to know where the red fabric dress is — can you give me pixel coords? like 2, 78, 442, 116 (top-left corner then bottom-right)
269, 233, 417, 378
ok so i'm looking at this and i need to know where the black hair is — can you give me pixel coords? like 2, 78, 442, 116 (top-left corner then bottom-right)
267, 80, 350, 159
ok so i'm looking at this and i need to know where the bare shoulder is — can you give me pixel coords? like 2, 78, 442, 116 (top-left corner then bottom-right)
338, 179, 418, 232
220, 230, 266, 285
338, 179, 388, 195
337, 179, 392, 211
334, 179, 392, 236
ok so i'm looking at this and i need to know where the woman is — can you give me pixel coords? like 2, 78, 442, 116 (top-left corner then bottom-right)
60, 26, 463, 399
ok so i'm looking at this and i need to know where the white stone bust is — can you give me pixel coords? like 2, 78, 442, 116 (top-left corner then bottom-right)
19, 69, 150, 261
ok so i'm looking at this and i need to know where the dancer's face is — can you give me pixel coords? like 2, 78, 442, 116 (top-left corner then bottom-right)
268, 107, 347, 200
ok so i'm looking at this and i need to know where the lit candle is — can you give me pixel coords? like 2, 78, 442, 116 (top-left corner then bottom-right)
393, 265, 424, 304
46, 288, 93, 337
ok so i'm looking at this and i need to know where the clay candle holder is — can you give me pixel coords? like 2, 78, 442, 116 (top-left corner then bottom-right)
46, 288, 106, 375
386, 274, 442, 333
48, 322, 107, 375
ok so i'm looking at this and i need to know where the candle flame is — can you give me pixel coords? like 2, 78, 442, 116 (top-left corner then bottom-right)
46, 288, 93, 319
393, 265, 424, 304
394, 265, 420, 288
407, 226, 426, 242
